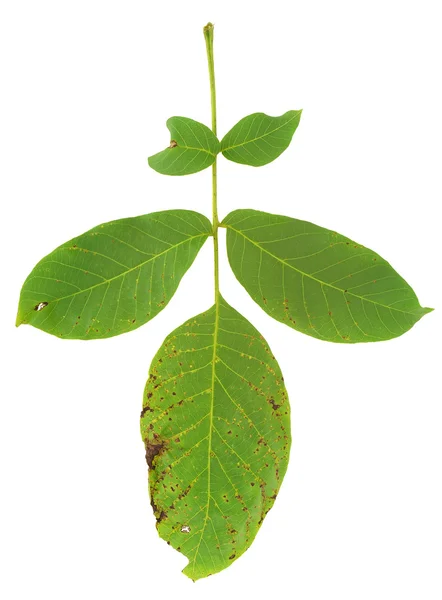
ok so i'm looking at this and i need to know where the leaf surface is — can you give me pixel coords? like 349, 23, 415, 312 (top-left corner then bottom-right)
17, 210, 211, 339
221, 110, 302, 166
223, 209, 432, 343
148, 116, 220, 175
141, 296, 290, 580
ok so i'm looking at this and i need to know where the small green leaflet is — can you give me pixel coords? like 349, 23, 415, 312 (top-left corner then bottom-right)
141, 296, 290, 580
221, 110, 302, 167
148, 116, 220, 176
222, 209, 432, 343
17, 210, 211, 339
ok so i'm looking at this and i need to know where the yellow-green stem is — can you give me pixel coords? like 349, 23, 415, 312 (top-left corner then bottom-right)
204, 22, 219, 302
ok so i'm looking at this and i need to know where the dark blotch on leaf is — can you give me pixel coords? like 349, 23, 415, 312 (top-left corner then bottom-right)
140, 405, 154, 418
145, 439, 166, 469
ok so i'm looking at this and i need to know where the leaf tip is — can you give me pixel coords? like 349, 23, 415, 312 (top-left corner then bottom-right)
15, 306, 25, 328
182, 563, 197, 582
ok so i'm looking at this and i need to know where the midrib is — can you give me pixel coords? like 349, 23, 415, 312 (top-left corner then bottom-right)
190, 291, 219, 570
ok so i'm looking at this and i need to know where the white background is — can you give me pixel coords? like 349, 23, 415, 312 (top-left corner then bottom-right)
1, 1, 441, 598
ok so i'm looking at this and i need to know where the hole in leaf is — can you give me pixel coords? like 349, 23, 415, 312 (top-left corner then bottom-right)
34, 302, 48, 311
180, 525, 191, 533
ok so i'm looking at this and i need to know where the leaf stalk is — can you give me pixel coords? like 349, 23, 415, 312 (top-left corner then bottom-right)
204, 22, 219, 300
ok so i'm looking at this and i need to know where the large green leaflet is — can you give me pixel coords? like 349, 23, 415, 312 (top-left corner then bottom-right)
16, 210, 211, 339
140, 296, 290, 580
221, 110, 302, 167
148, 116, 220, 176
223, 209, 432, 343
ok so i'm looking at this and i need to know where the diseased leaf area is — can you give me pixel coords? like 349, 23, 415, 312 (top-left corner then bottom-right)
221, 110, 302, 167
140, 297, 290, 580
148, 116, 221, 176
223, 209, 431, 343
17, 210, 211, 339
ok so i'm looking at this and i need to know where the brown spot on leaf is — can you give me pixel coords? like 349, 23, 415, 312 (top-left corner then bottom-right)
140, 405, 154, 418
145, 439, 166, 469
269, 398, 281, 411
177, 484, 192, 501
150, 494, 167, 525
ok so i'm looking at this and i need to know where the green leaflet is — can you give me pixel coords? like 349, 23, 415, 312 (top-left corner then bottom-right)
221, 110, 302, 167
140, 296, 290, 580
222, 209, 432, 343
148, 116, 220, 175
16, 210, 211, 339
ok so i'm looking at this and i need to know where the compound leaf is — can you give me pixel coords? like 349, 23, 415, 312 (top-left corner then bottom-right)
223, 209, 432, 343
148, 116, 220, 175
141, 296, 290, 580
221, 110, 302, 167
17, 210, 211, 339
